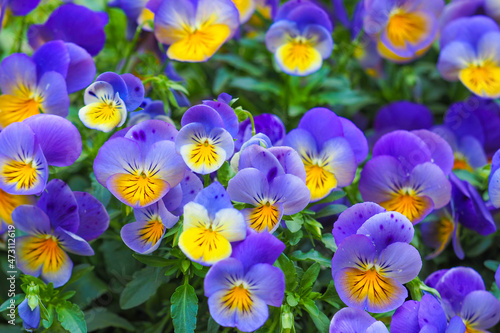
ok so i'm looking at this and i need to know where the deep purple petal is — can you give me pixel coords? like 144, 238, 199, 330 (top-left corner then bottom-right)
12, 205, 51, 235
245, 263, 284, 307
194, 182, 233, 219
32, 40, 70, 79
424, 269, 449, 289
297, 107, 343, 149
9, 0, 41, 16
24, 114, 82, 167
18, 299, 40, 331
418, 294, 447, 333
268, 174, 310, 215
54, 227, 94, 256
231, 231, 285, 273
203, 99, 239, 137
390, 300, 420, 333
444, 101, 485, 144
65, 43, 96, 94
440, 15, 499, 49
268, 146, 306, 182
374, 101, 433, 134
74, 191, 109, 241
125, 119, 178, 152
460, 290, 500, 329
227, 168, 269, 206
94, 72, 128, 102
168, 171, 204, 216
357, 211, 414, 255
445, 316, 466, 333
121, 73, 145, 111
339, 117, 368, 163
489, 169, 500, 208
411, 129, 454, 175
37, 179, 79, 233
181, 104, 225, 133
238, 144, 285, 182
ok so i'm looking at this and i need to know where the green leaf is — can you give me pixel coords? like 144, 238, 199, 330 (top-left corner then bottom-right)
217, 161, 236, 187
207, 316, 220, 333
42, 304, 55, 329
299, 263, 321, 293
310, 310, 331, 332
301, 299, 319, 317
303, 216, 323, 239
314, 204, 348, 219
170, 281, 198, 333
120, 266, 169, 310
485, 260, 500, 272
85, 307, 135, 332
291, 250, 331, 268
321, 281, 342, 309
285, 214, 304, 233
65, 270, 107, 308
286, 294, 298, 307
56, 301, 87, 333
321, 233, 337, 252
276, 254, 298, 291
0, 294, 24, 312
133, 253, 175, 267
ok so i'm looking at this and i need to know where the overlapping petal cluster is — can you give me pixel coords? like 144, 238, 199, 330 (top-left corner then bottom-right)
329, 307, 389, 333
234, 113, 285, 151
265, 0, 333, 76
360, 130, 453, 224
284, 107, 368, 202
14, 179, 109, 287
331, 202, 422, 313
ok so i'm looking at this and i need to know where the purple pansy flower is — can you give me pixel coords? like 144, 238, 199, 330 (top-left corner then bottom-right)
93, 120, 186, 208
234, 113, 286, 152
27, 3, 108, 57
178, 182, 247, 266
175, 94, 238, 175
439, 0, 500, 28
331, 203, 422, 313
128, 98, 172, 126
0, 40, 95, 128
364, 0, 444, 62
374, 101, 434, 137
18, 297, 41, 331
425, 267, 500, 332
284, 107, 368, 202
438, 16, 500, 98
79, 72, 145, 132
421, 174, 496, 259
391, 294, 466, 333
204, 231, 285, 332
329, 307, 389, 333
265, 0, 333, 76
14, 179, 109, 287
359, 130, 453, 224
0, 114, 82, 195
227, 142, 310, 233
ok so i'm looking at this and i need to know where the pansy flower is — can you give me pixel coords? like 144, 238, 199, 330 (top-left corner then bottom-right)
14, 179, 109, 287
94, 120, 186, 208
227, 143, 310, 233
179, 182, 247, 266
329, 307, 389, 333
438, 16, 500, 98
234, 113, 285, 151
284, 107, 368, 202
79, 72, 145, 132
162, 171, 203, 216
331, 203, 422, 313
265, 0, 333, 76
121, 200, 178, 254
27, 3, 109, 56
440, 0, 500, 28
128, 98, 172, 126
153, 0, 239, 62
0, 114, 82, 195
359, 130, 453, 224
425, 267, 500, 332
204, 231, 285, 332
231, 0, 256, 24
364, 0, 445, 62
0, 40, 95, 128
176, 94, 238, 174
391, 294, 466, 333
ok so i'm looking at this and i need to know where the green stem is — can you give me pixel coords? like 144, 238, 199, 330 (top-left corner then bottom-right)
121, 23, 145, 74
243, 110, 256, 136
10, 16, 26, 53
203, 174, 211, 187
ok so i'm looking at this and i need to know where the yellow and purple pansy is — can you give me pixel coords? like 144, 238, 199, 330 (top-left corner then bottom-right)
152, 0, 239, 62
438, 16, 500, 98
265, 0, 333, 76
284, 107, 368, 202
204, 231, 285, 332
332, 203, 422, 313
175, 94, 238, 175
227, 140, 310, 233
179, 182, 247, 266
14, 179, 109, 287
28, 3, 108, 57
0, 114, 82, 195
359, 130, 453, 224
364, 0, 445, 63
79, 72, 144, 132
94, 120, 186, 208
0, 40, 96, 128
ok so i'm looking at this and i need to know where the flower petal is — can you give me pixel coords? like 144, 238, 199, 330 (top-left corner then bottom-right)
37, 179, 79, 233
377, 242, 422, 284
74, 191, 110, 241
12, 205, 51, 235
245, 263, 285, 307
54, 227, 94, 256
231, 231, 285, 273
227, 168, 269, 206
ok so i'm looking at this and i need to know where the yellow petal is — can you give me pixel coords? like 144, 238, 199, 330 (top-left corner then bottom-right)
178, 226, 232, 265
459, 60, 500, 98
275, 40, 322, 75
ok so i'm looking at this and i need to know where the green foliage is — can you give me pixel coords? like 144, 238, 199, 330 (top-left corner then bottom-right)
170, 280, 199, 333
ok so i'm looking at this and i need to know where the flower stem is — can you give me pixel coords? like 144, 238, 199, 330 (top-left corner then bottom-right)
121, 23, 145, 74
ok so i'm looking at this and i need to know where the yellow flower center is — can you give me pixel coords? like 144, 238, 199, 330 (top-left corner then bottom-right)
139, 219, 165, 245
248, 201, 280, 232
380, 188, 429, 223
2, 159, 39, 190
221, 283, 253, 313
386, 8, 429, 48
459, 60, 500, 98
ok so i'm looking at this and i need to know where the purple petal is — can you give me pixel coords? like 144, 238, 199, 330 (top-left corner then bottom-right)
40, 249, 73, 288
227, 168, 270, 206
331, 234, 376, 278
18, 299, 40, 331
330, 307, 379, 333
194, 182, 233, 219
418, 294, 447, 333
93, 137, 142, 186
12, 205, 51, 235
245, 263, 284, 307
16, 236, 43, 277
0, 53, 37, 95
65, 43, 96, 94
125, 119, 178, 153
321, 136, 357, 188
297, 108, 343, 149
460, 290, 500, 329
0, 122, 35, 160
440, 15, 499, 49
377, 242, 422, 283
94, 72, 128, 102
54, 227, 94, 255
268, 146, 306, 182
161, 183, 182, 211
409, 162, 451, 209
203, 100, 239, 137
420, 214, 455, 259
277, 0, 333, 32
37, 71, 70, 117
439, 0, 482, 29
424, 269, 449, 289
284, 128, 318, 160
265, 20, 300, 52
411, 130, 454, 175
37, 179, 79, 233
238, 144, 285, 182
144, 140, 186, 187
24, 114, 82, 167
390, 300, 421, 333
231, 231, 285, 273
437, 41, 475, 81
120, 73, 145, 111
445, 316, 466, 333
74, 191, 109, 241
489, 169, 500, 208
181, 105, 225, 133
339, 117, 368, 163
458, 136, 488, 169
333, 202, 386, 246
9, 0, 41, 16
444, 101, 485, 144
268, 174, 310, 215
32, 40, 70, 79
204, 258, 245, 297
168, 171, 204, 216
366, 321, 389, 333
375, 101, 433, 134
357, 211, 414, 255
